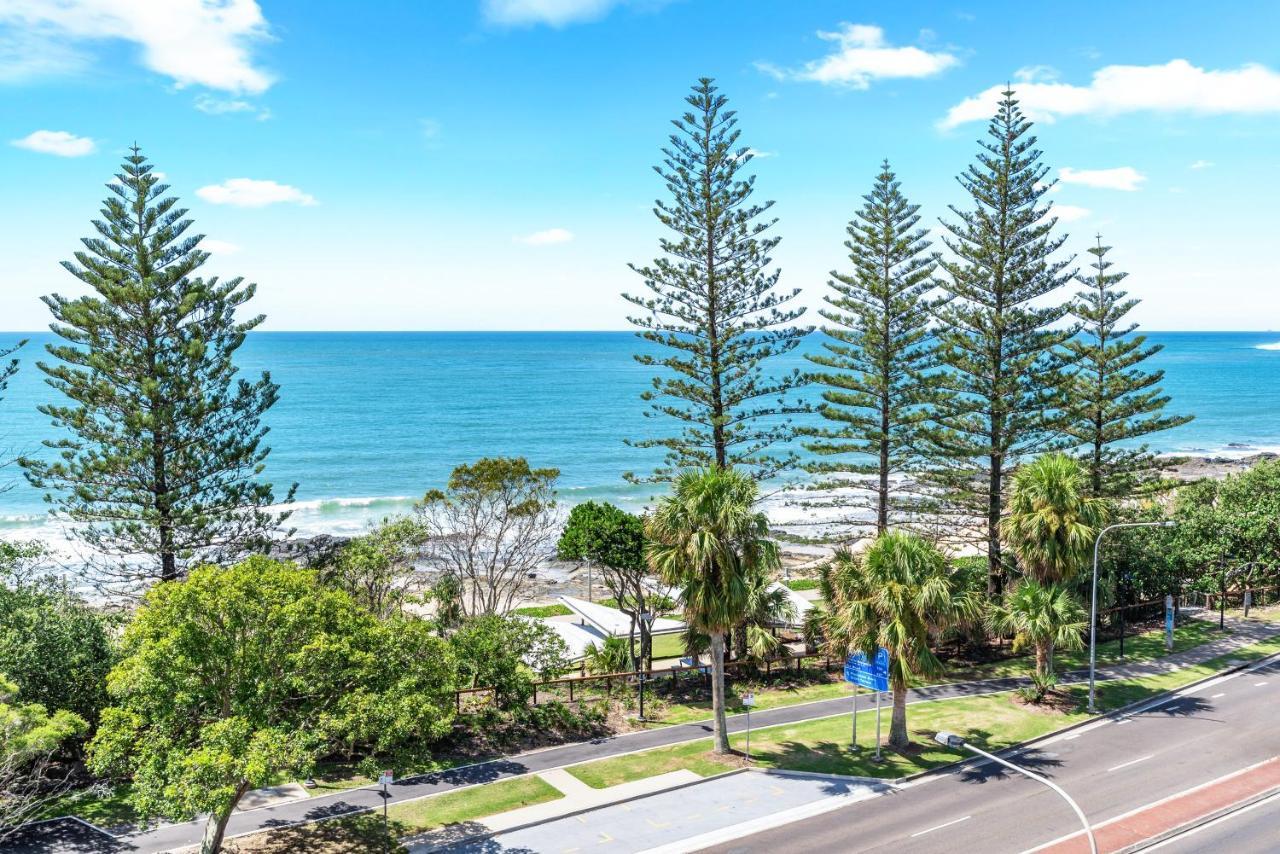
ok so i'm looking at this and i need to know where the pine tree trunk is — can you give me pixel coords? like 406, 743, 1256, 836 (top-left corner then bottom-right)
709, 631, 731, 754
201, 781, 248, 854
877, 425, 890, 535
988, 450, 1004, 597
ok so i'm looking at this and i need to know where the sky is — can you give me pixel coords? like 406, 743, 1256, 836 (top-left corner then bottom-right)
0, 0, 1277, 331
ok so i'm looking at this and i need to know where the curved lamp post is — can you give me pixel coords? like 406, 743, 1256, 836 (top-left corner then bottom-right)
935, 731, 1096, 854
1088, 520, 1176, 714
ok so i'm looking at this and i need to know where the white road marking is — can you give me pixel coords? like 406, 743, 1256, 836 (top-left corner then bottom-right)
1116, 719, 1132, 725
1254, 681, 1268, 687
1211, 692, 1226, 698
1108, 754, 1154, 773
910, 815, 971, 837
1063, 733, 1081, 740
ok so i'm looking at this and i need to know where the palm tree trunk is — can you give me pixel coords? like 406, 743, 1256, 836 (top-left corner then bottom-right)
709, 631, 731, 754
889, 678, 909, 749
1035, 639, 1049, 678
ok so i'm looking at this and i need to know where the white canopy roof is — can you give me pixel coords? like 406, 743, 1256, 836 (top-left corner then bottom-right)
768, 581, 813, 628
557, 595, 685, 637
522, 616, 610, 662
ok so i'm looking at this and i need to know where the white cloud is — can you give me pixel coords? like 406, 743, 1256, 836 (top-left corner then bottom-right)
1058, 166, 1145, 191
515, 227, 574, 246
1189, 159, 1214, 169
200, 238, 240, 254
484, 0, 630, 27
0, 0, 274, 94
420, 118, 442, 140
1051, 204, 1091, 222
941, 59, 1280, 129
194, 94, 270, 120
196, 178, 316, 207
11, 129, 95, 156
746, 148, 776, 158
757, 23, 958, 89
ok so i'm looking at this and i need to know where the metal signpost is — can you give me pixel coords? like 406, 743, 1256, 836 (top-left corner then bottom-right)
377, 770, 393, 850
1164, 594, 1175, 652
844, 648, 890, 754
742, 692, 756, 762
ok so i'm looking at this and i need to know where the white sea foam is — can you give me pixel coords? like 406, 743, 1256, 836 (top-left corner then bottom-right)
1255, 341, 1280, 350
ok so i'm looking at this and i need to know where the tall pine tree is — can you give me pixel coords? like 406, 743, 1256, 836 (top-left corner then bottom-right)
21, 147, 294, 592
928, 90, 1076, 595
805, 161, 940, 537
624, 78, 810, 482
1065, 236, 1192, 497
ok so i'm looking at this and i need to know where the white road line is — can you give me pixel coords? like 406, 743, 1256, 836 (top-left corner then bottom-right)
1063, 734, 1081, 741
1116, 719, 1132, 725
1211, 692, 1226, 698
1254, 681, 1268, 687
910, 815, 971, 837
1108, 754, 1154, 773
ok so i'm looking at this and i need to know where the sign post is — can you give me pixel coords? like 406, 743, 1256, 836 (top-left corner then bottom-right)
1164, 595, 1174, 652
378, 770, 393, 849
844, 649, 890, 754
742, 692, 756, 762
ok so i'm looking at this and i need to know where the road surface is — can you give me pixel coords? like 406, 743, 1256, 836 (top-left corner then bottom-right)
701, 655, 1280, 853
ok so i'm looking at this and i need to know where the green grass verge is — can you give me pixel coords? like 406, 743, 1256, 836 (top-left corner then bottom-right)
512, 603, 572, 618
649, 633, 687, 661
568, 632, 1280, 788
785, 579, 819, 591
638, 620, 1230, 727
34, 784, 138, 827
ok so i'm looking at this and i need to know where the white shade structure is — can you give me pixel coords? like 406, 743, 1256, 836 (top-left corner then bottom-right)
521, 617, 611, 662
557, 595, 685, 637
767, 581, 813, 628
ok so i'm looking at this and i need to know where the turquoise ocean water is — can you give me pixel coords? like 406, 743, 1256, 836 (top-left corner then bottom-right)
1, 330, 1279, 551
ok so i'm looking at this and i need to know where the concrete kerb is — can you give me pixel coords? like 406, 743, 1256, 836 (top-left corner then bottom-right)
404, 768, 753, 854
1117, 786, 1280, 853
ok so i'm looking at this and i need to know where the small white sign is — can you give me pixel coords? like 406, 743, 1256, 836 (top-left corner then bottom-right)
742, 693, 756, 707
378, 771, 393, 786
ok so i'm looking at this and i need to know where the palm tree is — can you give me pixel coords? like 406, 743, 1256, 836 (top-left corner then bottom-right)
1001, 453, 1110, 585
988, 580, 1087, 699
821, 531, 979, 749
740, 568, 798, 662
646, 466, 778, 754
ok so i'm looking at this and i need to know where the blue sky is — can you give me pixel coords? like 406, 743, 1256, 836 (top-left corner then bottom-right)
0, 0, 1278, 331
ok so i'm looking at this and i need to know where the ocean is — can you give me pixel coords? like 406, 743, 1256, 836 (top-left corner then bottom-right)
1, 330, 1279, 556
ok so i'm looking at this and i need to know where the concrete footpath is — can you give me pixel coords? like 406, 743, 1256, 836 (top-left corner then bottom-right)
19, 615, 1280, 853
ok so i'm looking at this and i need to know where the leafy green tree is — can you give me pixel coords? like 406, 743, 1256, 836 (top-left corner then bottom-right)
449, 615, 570, 709
321, 515, 430, 619
557, 501, 652, 665
418, 458, 559, 616
1170, 459, 1280, 587
646, 466, 778, 754
988, 580, 1087, 698
87, 557, 457, 854
624, 78, 810, 483
1001, 452, 1110, 585
1, 675, 88, 839
820, 531, 979, 748
928, 89, 1076, 596
1065, 237, 1193, 497
805, 161, 940, 536
0, 558, 116, 727
20, 148, 293, 593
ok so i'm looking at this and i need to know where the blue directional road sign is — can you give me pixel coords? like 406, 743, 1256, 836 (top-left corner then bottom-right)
843, 648, 890, 692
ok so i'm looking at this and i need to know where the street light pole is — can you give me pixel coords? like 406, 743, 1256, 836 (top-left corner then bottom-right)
934, 732, 1096, 854
636, 611, 655, 722
1089, 520, 1176, 714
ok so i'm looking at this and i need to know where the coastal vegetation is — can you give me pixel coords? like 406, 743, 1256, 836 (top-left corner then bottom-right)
1, 77, 1275, 854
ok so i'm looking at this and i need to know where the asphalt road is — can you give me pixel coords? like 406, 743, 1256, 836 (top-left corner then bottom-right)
1148, 791, 1280, 852
701, 655, 1280, 854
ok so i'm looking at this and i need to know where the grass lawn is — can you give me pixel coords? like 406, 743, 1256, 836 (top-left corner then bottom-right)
569, 632, 1280, 789
512, 603, 572, 618
649, 632, 687, 661
636, 619, 1232, 728
34, 784, 138, 828
785, 578, 819, 591
226, 775, 562, 853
